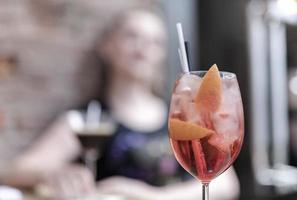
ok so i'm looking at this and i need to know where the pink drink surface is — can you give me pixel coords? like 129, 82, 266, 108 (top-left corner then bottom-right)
168, 73, 244, 182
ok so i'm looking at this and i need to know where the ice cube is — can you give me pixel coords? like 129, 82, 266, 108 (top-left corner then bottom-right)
169, 91, 190, 119
208, 133, 232, 153
171, 74, 202, 119
175, 74, 202, 99
183, 102, 205, 126
212, 110, 239, 141
211, 81, 243, 141
170, 89, 205, 125
221, 78, 242, 103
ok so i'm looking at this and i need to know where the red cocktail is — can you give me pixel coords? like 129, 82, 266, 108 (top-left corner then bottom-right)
168, 65, 244, 198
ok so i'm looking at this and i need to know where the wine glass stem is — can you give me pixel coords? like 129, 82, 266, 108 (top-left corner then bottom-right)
202, 183, 209, 200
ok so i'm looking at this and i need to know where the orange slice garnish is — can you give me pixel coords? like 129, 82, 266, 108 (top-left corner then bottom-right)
195, 64, 222, 112
169, 118, 214, 140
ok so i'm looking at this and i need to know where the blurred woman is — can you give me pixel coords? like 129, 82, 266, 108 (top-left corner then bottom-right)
96, 10, 240, 200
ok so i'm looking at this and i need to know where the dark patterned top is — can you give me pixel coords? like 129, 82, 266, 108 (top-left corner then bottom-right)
98, 122, 189, 186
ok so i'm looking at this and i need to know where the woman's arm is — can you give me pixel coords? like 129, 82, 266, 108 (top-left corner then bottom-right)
97, 167, 240, 200
0, 115, 81, 187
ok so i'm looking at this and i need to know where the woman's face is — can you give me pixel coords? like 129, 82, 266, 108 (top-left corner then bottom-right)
106, 12, 167, 84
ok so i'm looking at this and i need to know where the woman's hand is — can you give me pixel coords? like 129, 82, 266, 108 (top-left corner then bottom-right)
37, 165, 96, 199
97, 167, 239, 200
97, 176, 163, 200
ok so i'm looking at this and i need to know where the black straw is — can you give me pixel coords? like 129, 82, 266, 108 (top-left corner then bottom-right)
184, 41, 192, 71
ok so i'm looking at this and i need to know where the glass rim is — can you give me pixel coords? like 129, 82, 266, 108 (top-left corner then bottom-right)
183, 70, 237, 79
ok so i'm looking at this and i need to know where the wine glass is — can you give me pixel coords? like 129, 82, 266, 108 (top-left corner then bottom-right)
168, 65, 244, 200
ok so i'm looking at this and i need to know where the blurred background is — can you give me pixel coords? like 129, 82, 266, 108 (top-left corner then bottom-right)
1, 0, 297, 199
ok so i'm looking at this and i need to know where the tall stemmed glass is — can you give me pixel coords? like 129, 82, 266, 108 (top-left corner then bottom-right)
168, 65, 244, 200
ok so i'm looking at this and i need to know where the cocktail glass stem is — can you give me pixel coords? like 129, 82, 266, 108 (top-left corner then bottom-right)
202, 183, 209, 200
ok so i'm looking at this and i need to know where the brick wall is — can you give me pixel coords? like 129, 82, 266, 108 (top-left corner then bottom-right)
0, 0, 159, 156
